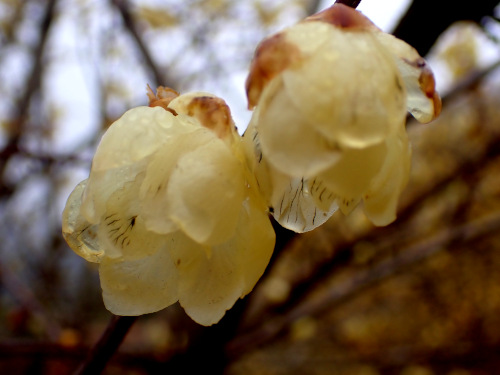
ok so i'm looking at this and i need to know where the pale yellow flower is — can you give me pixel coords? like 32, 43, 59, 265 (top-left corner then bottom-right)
244, 4, 441, 231
62, 89, 275, 326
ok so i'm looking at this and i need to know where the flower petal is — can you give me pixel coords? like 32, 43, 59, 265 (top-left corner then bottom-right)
317, 141, 387, 202
62, 179, 103, 263
99, 245, 178, 316
81, 106, 191, 223
271, 175, 338, 232
363, 129, 411, 226
254, 77, 341, 178
167, 137, 245, 245
172, 195, 275, 326
233, 195, 275, 296
81, 164, 146, 224
281, 22, 407, 149
92, 106, 184, 172
374, 32, 441, 123
139, 129, 214, 235
170, 233, 243, 326
97, 175, 167, 260
243, 121, 338, 232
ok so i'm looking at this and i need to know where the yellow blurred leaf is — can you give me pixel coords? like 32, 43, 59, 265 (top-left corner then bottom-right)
136, 6, 179, 29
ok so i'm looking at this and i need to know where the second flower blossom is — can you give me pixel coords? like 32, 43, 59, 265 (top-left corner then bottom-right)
244, 3, 441, 231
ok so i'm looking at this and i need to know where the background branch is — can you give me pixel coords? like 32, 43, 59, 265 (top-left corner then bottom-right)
393, 0, 499, 56
227, 211, 500, 357
111, 0, 174, 88
334, 0, 362, 8
0, 0, 57, 196
73, 315, 137, 375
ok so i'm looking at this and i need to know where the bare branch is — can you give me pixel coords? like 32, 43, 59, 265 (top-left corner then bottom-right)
73, 315, 137, 375
110, 0, 175, 88
226, 211, 500, 357
334, 0, 362, 8
0, 0, 57, 194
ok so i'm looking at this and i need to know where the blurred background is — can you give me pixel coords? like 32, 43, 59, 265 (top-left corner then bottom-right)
1, 0, 500, 373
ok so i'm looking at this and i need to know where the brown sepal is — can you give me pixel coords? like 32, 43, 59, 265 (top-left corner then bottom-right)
147, 85, 180, 115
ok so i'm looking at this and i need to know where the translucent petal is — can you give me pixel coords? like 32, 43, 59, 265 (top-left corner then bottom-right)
318, 141, 387, 200
363, 130, 411, 226
170, 233, 244, 326
270, 174, 338, 232
81, 106, 192, 223
82, 163, 147, 224
255, 78, 341, 178
222, 194, 275, 296
167, 138, 245, 245
139, 129, 214, 235
97, 175, 166, 260
62, 179, 104, 263
172, 196, 275, 326
91, 106, 183, 172
243, 121, 337, 232
282, 22, 407, 148
99, 245, 178, 316
374, 32, 441, 123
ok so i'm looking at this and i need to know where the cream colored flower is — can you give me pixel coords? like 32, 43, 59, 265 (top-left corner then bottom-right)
62, 89, 275, 326
244, 4, 440, 231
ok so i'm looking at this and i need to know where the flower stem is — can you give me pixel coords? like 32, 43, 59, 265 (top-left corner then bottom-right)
73, 315, 137, 375
334, 0, 362, 8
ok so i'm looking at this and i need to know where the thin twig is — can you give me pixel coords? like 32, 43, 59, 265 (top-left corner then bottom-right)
73, 315, 137, 375
334, 0, 362, 8
110, 0, 171, 87
0, 0, 57, 195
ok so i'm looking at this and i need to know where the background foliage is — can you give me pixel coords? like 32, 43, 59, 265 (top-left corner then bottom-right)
1, 0, 500, 374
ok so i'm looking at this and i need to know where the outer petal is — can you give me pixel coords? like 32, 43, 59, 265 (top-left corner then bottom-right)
99, 245, 178, 316
229, 193, 275, 296
167, 137, 245, 246
62, 179, 103, 263
363, 129, 411, 226
97, 174, 166, 260
92, 106, 188, 171
317, 141, 387, 206
81, 164, 146, 224
270, 174, 338, 233
82, 106, 189, 223
172, 195, 275, 326
282, 22, 407, 149
374, 32, 441, 123
139, 129, 214, 235
170, 233, 243, 326
243, 121, 337, 232
255, 77, 341, 178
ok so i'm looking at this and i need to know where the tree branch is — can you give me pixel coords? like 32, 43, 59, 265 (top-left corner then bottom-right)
110, 0, 172, 88
334, 0, 362, 8
0, 0, 57, 196
392, 0, 499, 56
73, 315, 137, 375
226, 211, 500, 357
